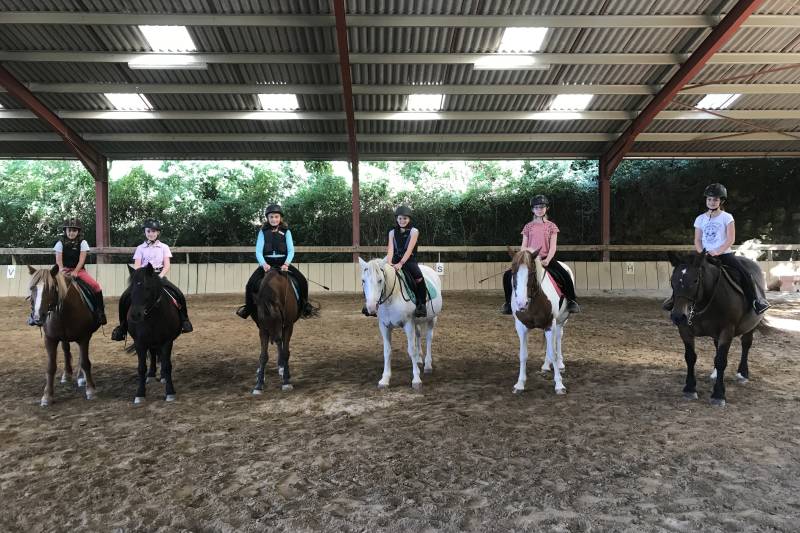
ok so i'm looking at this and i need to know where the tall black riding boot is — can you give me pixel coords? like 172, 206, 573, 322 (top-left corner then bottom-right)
414, 281, 428, 318
95, 291, 107, 325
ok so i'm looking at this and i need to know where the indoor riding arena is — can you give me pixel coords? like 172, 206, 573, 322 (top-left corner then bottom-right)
2, 1, 800, 532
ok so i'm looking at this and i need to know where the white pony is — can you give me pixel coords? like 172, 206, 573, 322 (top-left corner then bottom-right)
510, 249, 574, 395
359, 258, 443, 389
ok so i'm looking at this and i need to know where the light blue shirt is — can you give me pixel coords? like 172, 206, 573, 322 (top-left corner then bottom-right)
255, 228, 294, 266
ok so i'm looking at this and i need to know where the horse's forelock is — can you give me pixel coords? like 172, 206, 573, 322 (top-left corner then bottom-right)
29, 268, 69, 303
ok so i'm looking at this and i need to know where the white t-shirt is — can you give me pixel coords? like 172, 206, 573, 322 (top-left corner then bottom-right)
694, 211, 734, 254
53, 239, 91, 253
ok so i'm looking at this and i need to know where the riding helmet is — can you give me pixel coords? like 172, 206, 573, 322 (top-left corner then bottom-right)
142, 218, 162, 231
530, 195, 550, 208
703, 183, 727, 200
264, 204, 284, 217
62, 217, 82, 230
394, 205, 413, 218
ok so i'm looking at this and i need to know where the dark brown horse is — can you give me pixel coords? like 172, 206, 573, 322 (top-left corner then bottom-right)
27, 265, 98, 406
669, 252, 767, 406
251, 269, 300, 394
126, 264, 182, 404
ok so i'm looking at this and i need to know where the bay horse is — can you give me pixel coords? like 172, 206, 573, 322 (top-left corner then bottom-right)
251, 269, 301, 394
126, 264, 182, 404
359, 257, 443, 390
27, 265, 98, 406
668, 251, 767, 406
509, 249, 574, 395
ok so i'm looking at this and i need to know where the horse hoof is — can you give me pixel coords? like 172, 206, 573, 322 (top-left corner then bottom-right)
281, 384, 294, 392
512, 387, 524, 395
710, 398, 726, 407
160, 378, 166, 384
736, 373, 749, 384
412, 382, 423, 391
540, 367, 551, 374
165, 394, 176, 402
555, 388, 567, 395
252, 388, 263, 395
423, 367, 433, 375
40, 397, 51, 407
377, 382, 389, 390
85, 391, 95, 401
146, 376, 153, 384
77, 377, 86, 388
683, 392, 699, 400
133, 396, 145, 405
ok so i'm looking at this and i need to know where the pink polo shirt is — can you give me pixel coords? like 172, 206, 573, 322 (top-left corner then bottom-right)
521, 220, 559, 258
133, 240, 172, 269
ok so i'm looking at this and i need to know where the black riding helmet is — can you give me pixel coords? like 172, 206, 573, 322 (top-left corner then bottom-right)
142, 218, 162, 231
62, 217, 82, 230
703, 183, 727, 200
530, 195, 550, 208
264, 204, 284, 217
394, 205, 413, 218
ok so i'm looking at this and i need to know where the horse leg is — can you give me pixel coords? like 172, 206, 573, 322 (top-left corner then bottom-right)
41, 337, 58, 407
253, 328, 269, 395
737, 330, 754, 383
513, 319, 529, 393
162, 341, 176, 401
279, 327, 293, 392
547, 326, 566, 395
405, 321, 423, 390
134, 345, 148, 404
709, 338, 720, 381
146, 349, 158, 384
423, 319, 435, 374
555, 322, 566, 372
78, 338, 96, 401
710, 332, 734, 407
680, 328, 698, 400
60, 341, 74, 384
377, 322, 392, 389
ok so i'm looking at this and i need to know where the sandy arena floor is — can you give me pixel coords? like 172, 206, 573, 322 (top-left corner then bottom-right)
1, 292, 799, 532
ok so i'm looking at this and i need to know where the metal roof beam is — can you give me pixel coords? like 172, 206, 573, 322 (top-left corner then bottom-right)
1, 51, 797, 65
601, 0, 767, 176
2, 132, 796, 143
5, 83, 800, 96
3, 109, 800, 121
1, 12, 797, 28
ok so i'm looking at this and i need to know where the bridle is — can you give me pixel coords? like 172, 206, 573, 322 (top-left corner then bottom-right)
511, 255, 545, 307
675, 261, 722, 326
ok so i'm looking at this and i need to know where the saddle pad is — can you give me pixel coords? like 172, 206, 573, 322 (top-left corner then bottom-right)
398, 273, 438, 304
720, 266, 745, 296
72, 278, 96, 313
546, 271, 564, 299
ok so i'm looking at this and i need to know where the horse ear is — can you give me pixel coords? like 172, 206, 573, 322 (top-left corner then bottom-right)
27, 264, 36, 275
50, 264, 60, 276
127, 264, 135, 275
358, 257, 367, 270
379, 258, 387, 267
145, 263, 155, 275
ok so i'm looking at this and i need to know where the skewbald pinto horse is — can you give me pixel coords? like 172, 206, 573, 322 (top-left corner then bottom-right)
509, 249, 574, 395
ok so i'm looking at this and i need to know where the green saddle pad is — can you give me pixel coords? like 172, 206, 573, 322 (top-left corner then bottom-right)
398, 273, 438, 303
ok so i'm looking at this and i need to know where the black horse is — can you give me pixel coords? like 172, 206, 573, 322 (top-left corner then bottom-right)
668, 252, 767, 406
125, 264, 182, 404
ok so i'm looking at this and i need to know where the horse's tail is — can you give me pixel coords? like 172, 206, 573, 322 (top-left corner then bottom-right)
125, 343, 136, 354
756, 317, 780, 336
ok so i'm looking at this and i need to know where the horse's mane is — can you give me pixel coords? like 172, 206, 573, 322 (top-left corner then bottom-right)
368, 259, 401, 299
511, 249, 545, 295
29, 268, 70, 303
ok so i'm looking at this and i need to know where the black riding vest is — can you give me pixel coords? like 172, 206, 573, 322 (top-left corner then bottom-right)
392, 226, 417, 263
262, 226, 288, 257
59, 237, 82, 268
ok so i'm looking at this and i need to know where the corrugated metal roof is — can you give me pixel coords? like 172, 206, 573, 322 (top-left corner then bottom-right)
0, 1, 798, 160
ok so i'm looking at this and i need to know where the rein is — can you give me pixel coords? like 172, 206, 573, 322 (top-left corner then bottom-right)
685, 263, 723, 326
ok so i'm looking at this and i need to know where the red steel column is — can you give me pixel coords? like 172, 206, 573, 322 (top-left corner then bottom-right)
600, 0, 765, 176
94, 156, 110, 262
332, 0, 361, 262
599, 159, 611, 262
